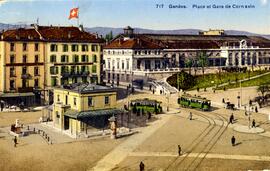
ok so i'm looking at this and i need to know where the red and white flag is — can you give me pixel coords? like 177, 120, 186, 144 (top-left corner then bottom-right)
69, 8, 79, 19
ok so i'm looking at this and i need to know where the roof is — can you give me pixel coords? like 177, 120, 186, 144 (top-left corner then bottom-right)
104, 35, 163, 49
64, 108, 127, 119
131, 98, 161, 105
54, 83, 117, 94
0, 92, 35, 98
104, 29, 270, 49
2, 25, 104, 43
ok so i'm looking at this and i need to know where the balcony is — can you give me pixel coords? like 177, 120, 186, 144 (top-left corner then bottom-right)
18, 87, 33, 93
21, 73, 32, 79
61, 71, 90, 78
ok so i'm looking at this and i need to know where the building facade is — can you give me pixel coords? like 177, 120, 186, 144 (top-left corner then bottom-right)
0, 25, 104, 105
104, 27, 270, 83
53, 83, 124, 137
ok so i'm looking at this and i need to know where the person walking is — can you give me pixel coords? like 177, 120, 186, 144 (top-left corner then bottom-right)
178, 145, 182, 156
0, 101, 4, 112
229, 113, 234, 124
139, 161, 145, 171
252, 119, 256, 128
14, 136, 18, 147
231, 136, 236, 146
189, 112, 192, 120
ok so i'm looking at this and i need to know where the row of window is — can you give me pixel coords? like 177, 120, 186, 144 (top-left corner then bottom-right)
56, 95, 110, 107
50, 54, 97, 63
50, 65, 96, 75
10, 66, 39, 76
10, 43, 39, 52
50, 44, 99, 52
10, 54, 40, 63
9, 78, 40, 90
107, 59, 130, 70
51, 76, 97, 86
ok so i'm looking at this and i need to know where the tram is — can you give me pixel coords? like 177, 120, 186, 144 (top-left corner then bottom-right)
178, 94, 211, 111
130, 98, 163, 114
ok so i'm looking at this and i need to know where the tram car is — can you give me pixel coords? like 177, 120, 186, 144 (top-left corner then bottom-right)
178, 94, 211, 111
130, 98, 162, 114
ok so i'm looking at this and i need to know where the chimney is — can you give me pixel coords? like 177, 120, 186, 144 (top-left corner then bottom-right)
79, 24, 84, 32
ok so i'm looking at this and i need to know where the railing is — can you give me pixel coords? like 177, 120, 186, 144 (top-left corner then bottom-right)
21, 73, 32, 79
18, 87, 34, 93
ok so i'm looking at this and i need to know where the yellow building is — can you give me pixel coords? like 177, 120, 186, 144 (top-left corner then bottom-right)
0, 25, 104, 105
0, 28, 45, 105
53, 83, 125, 137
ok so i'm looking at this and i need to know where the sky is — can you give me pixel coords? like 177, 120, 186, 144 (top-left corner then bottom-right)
0, 0, 269, 34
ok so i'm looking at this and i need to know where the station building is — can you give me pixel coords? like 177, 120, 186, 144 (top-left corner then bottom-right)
103, 27, 270, 83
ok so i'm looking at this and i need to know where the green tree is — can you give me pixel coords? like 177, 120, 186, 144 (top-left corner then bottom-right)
185, 59, 193, 75
197, 51, 208, 76
105, 31, 113, 42
257, 84, 269, 97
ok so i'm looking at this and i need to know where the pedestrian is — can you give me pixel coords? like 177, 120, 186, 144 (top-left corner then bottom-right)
178, 145, 182, 156
197, 87, 199, 92
229, 113, 234, 124
252, 119, 256, 128
152, 89, 155, 94
139, 161, 145, 171
231, 136, 236, 146
222, 98, 225, 103
13, 136, 18, 147
189, 112, 192, 120
255, 106, 258, 113
0, 101, 4, 111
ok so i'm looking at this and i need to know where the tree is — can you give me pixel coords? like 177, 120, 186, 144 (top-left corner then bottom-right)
257, 84, 269, 97
105, 31, 113, 42
185, 59, 193, 75
197, 51, 208, 76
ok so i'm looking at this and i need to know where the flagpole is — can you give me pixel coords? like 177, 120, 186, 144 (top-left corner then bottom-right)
77, 6, 79, 27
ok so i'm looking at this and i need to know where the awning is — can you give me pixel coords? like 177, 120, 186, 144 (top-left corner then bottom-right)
64, 108, 127, 119
0, 92, 35, 98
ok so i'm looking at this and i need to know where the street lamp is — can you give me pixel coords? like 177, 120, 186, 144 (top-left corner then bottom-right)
237, 92, 240, 108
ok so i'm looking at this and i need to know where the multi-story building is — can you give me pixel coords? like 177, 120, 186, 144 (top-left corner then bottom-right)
104, 27, 270, 83
53, 83, 124, 137
0, 24, 104, 105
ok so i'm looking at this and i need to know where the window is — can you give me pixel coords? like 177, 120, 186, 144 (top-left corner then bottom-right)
50, 44, 58, 52
10, 55, 15, 63
92, 55, 97, 62
105, 96, 109, 105
51, 77, 57, 86
35, 43, 39, 51
35, 55, 39, 63
61, 55, 68, 62
108, 60, 111, 69
50, 55, 56, 62
122, 60, 124, 69
74, 98, 77, 106
73, 55, 79, 62
71, 44, 79, 52
34, 79, 39, 87
61, 66, 69, 74
117, 60, 120, 69
23, 43, 27, 51
34, 67, 39, 76
57, 95, 60, 102
91, 45, 98, 52
92, 65, 97, 73
10, 67, 15, 77
50, 66, 58, 74
88, 97, 93, 106
65, 95, 68, 105
10, 43, 15, 51
62, 44, 68, 52
22, 67, 27, 74
22, 79, 27, 88
126, 60, 130, 70
10, 80, 15, 90
82, 44, 88, 52
81, 55, 88, 62
23, 55, 27, 63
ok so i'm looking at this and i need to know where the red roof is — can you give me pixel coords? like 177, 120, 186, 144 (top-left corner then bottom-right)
2, 25, 104, 43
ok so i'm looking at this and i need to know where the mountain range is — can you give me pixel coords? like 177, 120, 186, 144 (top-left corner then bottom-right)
1, 23, 270, 40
